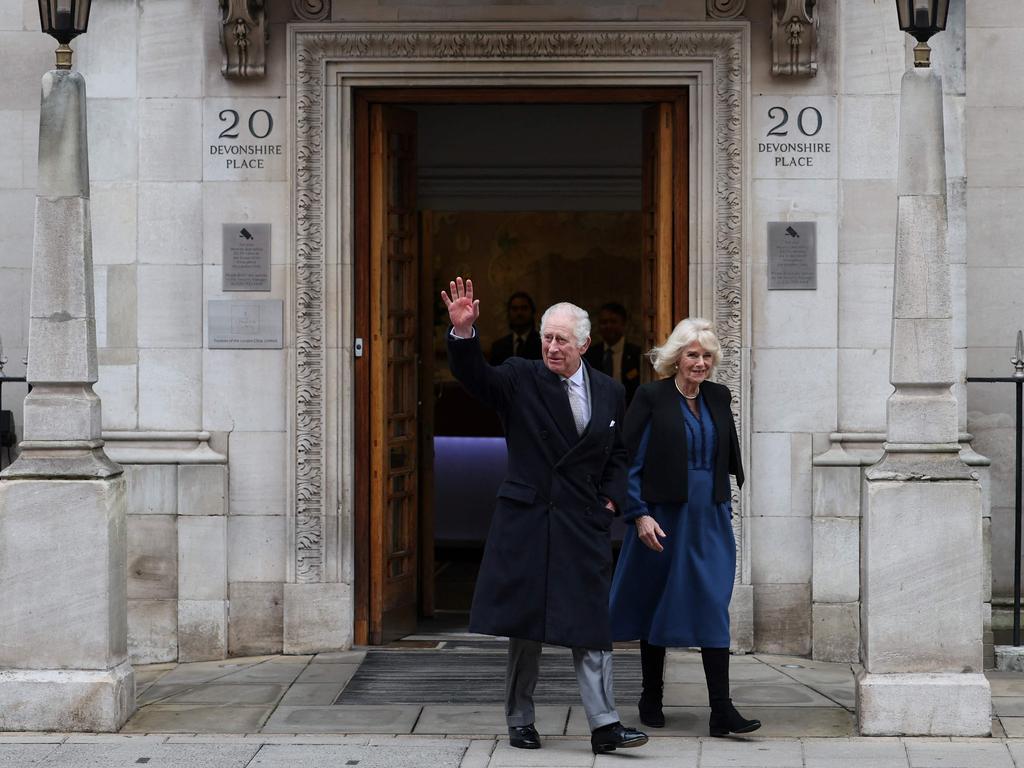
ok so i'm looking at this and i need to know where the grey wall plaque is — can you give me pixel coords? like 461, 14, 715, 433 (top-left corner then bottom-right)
768, 221, 817, 290
208, 299, 283, 349
223, 223, 271, 291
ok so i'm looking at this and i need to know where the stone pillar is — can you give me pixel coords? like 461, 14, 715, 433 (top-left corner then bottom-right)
0, 69, 134, 731
856, 65, 989, 736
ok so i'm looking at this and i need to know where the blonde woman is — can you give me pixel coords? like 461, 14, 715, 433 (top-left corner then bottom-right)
608, 318, 760, 737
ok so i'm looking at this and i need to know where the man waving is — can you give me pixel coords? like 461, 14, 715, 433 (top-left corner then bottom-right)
442, 277, 648, 755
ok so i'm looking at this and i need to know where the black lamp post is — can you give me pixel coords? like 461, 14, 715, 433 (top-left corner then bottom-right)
895, 0, 951, 67
37, 0, 91, 69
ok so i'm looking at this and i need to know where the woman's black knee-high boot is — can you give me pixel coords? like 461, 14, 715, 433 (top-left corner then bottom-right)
701, 647, 761, 737
638, 640, 666, 728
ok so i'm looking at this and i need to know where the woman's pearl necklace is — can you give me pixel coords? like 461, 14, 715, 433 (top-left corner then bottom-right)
674, 378, 699, 400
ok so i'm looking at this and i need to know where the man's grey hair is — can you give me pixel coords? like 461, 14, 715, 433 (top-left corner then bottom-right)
540, 302, 591, 348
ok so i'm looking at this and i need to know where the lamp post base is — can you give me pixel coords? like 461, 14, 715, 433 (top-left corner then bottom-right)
0, 662, 134, 732
856, 671, 990, 736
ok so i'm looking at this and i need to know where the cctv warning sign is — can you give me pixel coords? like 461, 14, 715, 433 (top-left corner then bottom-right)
222, 223, 271, 292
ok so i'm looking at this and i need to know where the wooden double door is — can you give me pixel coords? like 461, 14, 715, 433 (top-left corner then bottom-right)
353, 88, 689, 645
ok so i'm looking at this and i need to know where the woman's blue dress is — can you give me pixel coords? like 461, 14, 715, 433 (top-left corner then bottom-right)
608, 393, 735, 648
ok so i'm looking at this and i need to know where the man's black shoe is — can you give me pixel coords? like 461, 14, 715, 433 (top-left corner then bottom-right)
508, 724, 541, 749
590, 722, 649, 754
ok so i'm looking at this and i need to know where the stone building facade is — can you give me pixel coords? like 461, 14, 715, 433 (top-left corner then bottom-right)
0, 0, 1016, 664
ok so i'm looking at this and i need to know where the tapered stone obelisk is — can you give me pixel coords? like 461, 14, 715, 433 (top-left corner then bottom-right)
855, 62, 989, 735
0, 67, 133, 730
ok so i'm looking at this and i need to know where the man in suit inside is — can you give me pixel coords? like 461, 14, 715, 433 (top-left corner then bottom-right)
442, 276, 648, 756
585, 302, 643, 405
490, 291, 542, 364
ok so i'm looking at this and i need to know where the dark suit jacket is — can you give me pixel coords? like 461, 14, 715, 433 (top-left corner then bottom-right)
624, 377, 744, 508
585, 340, 642, 404
489, 328, 542, 365
448, 332, 628, 650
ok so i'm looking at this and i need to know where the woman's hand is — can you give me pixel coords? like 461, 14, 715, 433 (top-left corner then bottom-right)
635, 515, 666, 552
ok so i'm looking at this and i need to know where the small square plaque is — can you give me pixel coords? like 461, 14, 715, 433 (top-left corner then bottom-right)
208, 299, 283, 349
223, 223, 271, 291
768, 221, 817, 290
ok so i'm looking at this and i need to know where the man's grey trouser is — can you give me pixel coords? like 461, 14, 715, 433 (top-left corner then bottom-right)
505, 637, 619, 731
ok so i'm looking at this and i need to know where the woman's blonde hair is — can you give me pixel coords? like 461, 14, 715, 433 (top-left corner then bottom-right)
649, 317, 722, 378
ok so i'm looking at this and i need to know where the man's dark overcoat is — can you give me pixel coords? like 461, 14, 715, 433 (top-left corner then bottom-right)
448, 333, 628, 650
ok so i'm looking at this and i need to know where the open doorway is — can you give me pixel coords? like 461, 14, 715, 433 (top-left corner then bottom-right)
353, 89, 688, 645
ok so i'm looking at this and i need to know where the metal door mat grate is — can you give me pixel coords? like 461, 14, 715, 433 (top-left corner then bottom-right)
335, 649, 642, 705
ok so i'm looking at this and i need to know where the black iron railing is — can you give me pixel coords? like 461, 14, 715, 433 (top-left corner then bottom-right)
967, 330, 1024, 647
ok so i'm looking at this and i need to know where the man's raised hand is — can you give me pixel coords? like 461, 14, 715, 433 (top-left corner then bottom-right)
441, 276, 480, 338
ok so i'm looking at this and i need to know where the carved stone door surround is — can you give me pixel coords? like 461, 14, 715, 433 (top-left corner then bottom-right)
286, 22, 752, 651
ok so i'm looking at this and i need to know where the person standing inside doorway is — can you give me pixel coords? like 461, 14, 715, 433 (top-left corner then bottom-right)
490, 291, 542, 364
585, 302, 643, 405
442, 276, 648, 755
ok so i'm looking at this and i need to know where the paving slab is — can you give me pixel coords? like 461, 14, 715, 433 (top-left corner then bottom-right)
160, 683, 289, 706
803, 737, 909, 768
0, 744, 61, 765
277, 683, 348, 706
566, 705, 709, 737
774, 666, 858, 687
120, 704, 273, 734
729, 664, 797, 684
905, 740, 1014, 768
1007, 741, 1024, 761
260, 705, 421, 734
489, 737, 596, 766
137, 683, 207, 706
664, 683, 716, 707
414, 705, 568, 735
244, 742, 466, 767
295, 662, 359, 685
1000, 716, 1024, 737
164, 734, 372, 744
155, 658, 267, 685
699, 738, 803, 768
459, 739, 496, 768
812, 685, 856, 710
215, 662, 309, 685
994, 698, 1024, 717
989, 676, 1024, 696
31, 743, 261, 767
728, 707, 855, 738
732, 683, 840, 708
667, 663, 794, 684
593, 736, 698, 767
64, 735, 169, 743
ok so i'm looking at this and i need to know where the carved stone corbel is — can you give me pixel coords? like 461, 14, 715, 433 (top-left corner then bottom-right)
772, 0, 818, 77
219, 0, 267, 79
707, 0, 746, 20
292, 0, 331, 22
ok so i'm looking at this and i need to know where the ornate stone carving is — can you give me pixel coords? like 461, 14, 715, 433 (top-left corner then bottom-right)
219, 0, 267, 79
291, 26, 746, 585
293, 0, 331, 22
772, 0, 818, 77
707, 0, 746, 20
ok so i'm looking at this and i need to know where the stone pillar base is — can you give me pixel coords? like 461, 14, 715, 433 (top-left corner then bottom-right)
995, 645, 1024, 671
729, 584, 753, 653
856, 670, 991, 736
283, 582, 352, 654
0, 661, 134, 732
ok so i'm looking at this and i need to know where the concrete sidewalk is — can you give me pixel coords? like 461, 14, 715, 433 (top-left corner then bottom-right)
0, 734, 1023, 767
3, 644, 1022, 766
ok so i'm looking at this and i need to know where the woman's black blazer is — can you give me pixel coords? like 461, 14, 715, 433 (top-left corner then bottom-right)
624, 377, 744, 505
